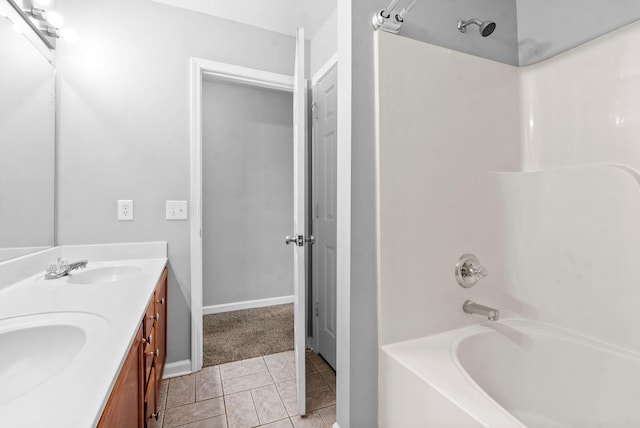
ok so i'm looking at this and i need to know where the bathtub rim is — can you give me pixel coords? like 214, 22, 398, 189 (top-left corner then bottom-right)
381, 318, 640, 427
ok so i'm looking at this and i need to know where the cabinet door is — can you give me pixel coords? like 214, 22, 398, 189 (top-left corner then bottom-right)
155, 268, 168, 385
144, 366, 157, 428
98, 325, 143, 428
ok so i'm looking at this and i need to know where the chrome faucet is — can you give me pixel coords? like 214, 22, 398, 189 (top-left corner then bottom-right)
463, 300, 500, 321
45, 259, 88, 280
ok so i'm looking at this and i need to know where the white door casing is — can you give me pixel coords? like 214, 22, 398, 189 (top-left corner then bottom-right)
292, 27, 308, 417
312, 64, 338, 369
190, 58, 293, 374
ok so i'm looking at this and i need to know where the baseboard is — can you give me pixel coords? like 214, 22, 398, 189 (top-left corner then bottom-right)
203, 295, 294, 315
163, 359, 192, 379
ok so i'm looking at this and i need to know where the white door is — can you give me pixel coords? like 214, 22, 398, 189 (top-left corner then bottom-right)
312, 65, 338, 369
288, 27, 308, 417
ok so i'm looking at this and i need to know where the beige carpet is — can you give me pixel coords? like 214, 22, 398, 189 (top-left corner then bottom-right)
203, 303, 294, 367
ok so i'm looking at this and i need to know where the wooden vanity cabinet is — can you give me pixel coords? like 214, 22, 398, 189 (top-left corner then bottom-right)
98, 267, 168, 428
145, 267, 168, 426
97, 324, 144, 428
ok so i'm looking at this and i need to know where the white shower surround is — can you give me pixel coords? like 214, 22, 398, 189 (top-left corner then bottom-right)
376, 19, 640, 424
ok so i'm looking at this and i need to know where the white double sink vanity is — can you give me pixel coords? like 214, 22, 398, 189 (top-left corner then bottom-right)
0, 242, 168, 428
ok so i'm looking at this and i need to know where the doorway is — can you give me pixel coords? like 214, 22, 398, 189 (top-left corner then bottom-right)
189, 56, 323, 420
201, 78, 294, 366
189, 58, 296, 372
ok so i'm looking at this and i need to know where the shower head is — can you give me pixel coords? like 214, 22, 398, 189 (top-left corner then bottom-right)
457, 18, 496, 37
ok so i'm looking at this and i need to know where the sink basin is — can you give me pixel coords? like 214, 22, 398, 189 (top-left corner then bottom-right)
67, 266, 143, 284
0, 312, 109, 404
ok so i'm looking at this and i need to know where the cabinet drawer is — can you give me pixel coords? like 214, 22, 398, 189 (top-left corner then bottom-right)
143, 326, 156, 384
144, 366, 157, 428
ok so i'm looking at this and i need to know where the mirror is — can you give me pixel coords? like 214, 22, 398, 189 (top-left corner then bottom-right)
0, 6, 55, 262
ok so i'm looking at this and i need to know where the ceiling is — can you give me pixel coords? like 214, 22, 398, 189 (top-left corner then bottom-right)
148, 0, 337, 39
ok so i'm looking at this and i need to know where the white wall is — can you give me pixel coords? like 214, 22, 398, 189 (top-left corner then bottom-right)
508, 20, 640, 352
55, 0, 295, 364
376, 19, 640, 356
498, 165, 640, 352
375, 31, 521, 346
202, 80, 293, 306
522, 21, 640, 171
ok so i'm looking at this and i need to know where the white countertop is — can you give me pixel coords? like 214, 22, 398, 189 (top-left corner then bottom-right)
0, 256, 168, 428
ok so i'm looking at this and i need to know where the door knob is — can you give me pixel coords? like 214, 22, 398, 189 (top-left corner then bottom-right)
285, 235, 314, 246
285, 235, 300, 246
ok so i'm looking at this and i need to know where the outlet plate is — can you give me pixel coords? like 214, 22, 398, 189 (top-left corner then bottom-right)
166, 200, 188, 220
118, 200, 134, 221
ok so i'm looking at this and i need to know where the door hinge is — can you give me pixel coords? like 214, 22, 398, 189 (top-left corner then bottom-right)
315, 302, 319, 317
311, 102, 319, 120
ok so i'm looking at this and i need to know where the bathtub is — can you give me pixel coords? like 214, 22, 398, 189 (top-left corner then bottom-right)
379, 319, 640, 427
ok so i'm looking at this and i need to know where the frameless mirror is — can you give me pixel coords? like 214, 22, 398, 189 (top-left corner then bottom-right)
0, 5, 55, 262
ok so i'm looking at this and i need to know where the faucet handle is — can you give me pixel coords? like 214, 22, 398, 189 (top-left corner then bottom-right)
46, 263, 58, 273
466, 263, 487, 279
455, 254, 488, 288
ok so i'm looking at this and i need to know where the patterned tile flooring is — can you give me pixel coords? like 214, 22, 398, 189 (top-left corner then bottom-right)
158, 350, 336, 427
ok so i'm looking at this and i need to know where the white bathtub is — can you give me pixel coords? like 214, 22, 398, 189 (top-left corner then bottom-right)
380, 319, 640, 427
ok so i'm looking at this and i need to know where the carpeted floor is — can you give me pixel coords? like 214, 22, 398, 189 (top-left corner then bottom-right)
203, 303, 294, 367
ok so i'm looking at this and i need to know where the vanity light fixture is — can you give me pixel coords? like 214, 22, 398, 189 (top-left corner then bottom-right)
29, 7, 64, 28
5, 0, 76, 48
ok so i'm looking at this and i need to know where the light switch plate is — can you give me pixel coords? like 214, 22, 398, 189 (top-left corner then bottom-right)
166, 200, 188, 220
118, 200, 133, 221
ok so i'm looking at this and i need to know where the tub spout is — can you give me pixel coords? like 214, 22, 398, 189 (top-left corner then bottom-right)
463, 300, 500, 321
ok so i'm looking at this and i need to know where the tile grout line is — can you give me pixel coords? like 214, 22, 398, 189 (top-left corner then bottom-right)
269, 360, 294, 426
220, 365, 230, 428
248, 378, 261, 427
164, 352, 335, 428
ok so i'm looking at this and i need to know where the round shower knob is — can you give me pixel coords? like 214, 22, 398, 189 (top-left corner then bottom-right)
455, 254, 488, 288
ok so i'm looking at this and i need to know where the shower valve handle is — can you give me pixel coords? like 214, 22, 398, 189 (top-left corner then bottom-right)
465, 263, 487, 279
455, 254, 488, 288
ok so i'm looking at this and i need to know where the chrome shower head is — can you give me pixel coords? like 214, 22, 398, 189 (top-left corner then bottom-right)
457, 18, 496, 37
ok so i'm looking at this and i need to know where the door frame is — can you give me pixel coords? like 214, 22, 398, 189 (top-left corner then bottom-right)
189, 57, 294, 373
309, 54, 338, 352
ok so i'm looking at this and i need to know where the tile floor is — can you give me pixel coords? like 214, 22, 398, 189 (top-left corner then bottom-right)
157, 350, 336, 428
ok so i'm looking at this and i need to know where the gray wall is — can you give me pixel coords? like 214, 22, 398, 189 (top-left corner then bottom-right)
516, 0, 640, 65
310, 8, 338, 78
395, 0, 519, 65
55, 0, 295, 364
202, 81, 293, 306
379, 0, 640, 67
343, 2, 379, 426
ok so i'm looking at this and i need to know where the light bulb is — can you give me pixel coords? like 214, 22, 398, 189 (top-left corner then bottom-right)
44, 10, 64, 28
